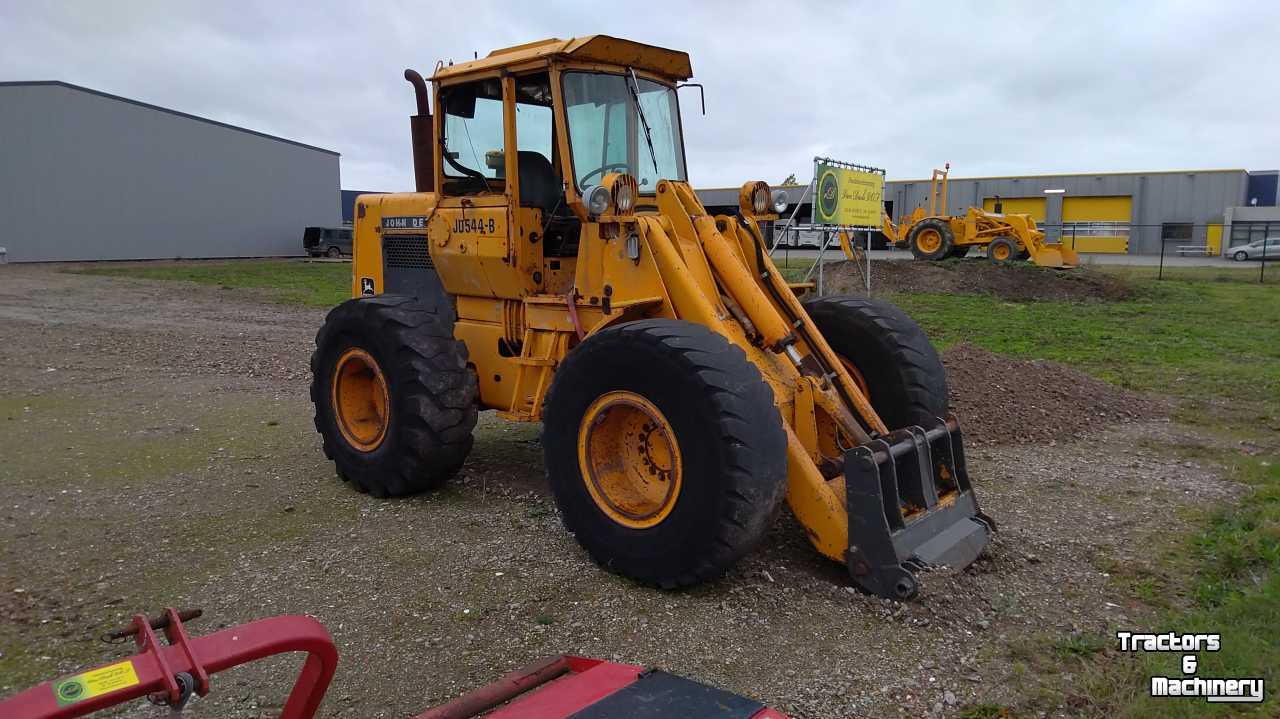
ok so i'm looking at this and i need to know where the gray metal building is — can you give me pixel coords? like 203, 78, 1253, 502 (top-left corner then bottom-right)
700, 168, 1279, 256
0, 81, 341, 262
885, 169, 1267, 255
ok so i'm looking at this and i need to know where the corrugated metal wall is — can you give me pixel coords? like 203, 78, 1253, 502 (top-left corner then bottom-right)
886, 170, 1248, 254
0, 82, 341, 262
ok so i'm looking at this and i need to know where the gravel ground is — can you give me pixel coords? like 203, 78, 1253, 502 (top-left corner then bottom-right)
0, 263, 1244, 718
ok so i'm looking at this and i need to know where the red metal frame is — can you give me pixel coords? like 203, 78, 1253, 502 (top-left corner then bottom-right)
0, 610, 337, 719
3, 609, 790, 719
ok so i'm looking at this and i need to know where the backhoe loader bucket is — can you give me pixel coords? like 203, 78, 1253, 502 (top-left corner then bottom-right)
1025, 241, 1080, 269
844, 414, 994, 600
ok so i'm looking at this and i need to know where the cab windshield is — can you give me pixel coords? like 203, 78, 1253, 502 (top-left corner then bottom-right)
562, 71, 687, 192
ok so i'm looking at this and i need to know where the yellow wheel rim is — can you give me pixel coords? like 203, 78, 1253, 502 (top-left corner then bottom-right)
577, 391, 683, 530
916, 229, 942, 254
838, 355, 872, 401
331, 348, 390, 452
992, 243, 1011, 261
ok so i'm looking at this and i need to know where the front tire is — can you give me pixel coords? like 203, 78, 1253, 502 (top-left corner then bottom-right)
310, 296, 477, 497
1234, 250, 1249, 262
803, 296, 948, 429
542, 319, 788, 589
988, 236, 1018, 264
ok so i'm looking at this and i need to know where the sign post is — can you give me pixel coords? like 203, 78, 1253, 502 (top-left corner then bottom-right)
804, 157, 886, 296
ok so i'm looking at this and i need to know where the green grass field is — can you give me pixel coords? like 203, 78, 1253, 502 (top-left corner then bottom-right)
71, 259, 352, 307
64, 258, 1279, 716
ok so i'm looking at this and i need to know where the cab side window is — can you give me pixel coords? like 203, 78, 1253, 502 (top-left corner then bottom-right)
441, 79, 505, 180
515, 74, 553, 165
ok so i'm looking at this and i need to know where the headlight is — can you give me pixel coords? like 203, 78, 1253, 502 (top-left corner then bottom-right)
584, 185, 610, 216
752, 185, 770, 214
772, 190, 789, 214
739, 181, 773, 216
606, 173, 638, 215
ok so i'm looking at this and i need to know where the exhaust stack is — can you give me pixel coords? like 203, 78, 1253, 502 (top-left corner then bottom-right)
404, 69, 434, 193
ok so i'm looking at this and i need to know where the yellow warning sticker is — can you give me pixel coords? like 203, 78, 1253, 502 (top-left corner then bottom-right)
53, 660, 140, 706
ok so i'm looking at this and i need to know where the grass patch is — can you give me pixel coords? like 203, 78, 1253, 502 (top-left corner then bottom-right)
772, 256, 816, 283
885, 276, 1280, 435
68, 259, 350, 307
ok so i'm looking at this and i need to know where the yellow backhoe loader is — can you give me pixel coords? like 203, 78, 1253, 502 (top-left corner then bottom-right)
883, 164, 1079, 268
311, 37, 993, 600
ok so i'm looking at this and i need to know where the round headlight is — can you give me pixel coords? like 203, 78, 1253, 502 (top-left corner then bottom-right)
772, 190, 789, 214
609, 174, 638, 214
584, 185, 610, 216
752, 184, 771, 214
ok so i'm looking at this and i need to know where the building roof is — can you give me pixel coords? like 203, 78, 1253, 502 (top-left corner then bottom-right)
431, 36, 693, 81
888, 168, 1247, 183
0, 80, 340, 156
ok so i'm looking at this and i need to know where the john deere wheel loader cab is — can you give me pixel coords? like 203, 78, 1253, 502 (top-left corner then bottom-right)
310, 36, 994, 599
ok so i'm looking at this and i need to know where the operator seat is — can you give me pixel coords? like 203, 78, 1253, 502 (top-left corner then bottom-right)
517, 151, 561, 212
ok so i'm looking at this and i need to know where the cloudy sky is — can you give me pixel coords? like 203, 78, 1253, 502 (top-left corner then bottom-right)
2, 1, 1277, 190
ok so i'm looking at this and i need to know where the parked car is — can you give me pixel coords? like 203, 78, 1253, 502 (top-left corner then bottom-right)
1231, 237, 1280, 261
303, 226, 353, 258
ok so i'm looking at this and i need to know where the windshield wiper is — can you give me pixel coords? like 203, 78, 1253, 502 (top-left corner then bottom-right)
625, 67, 660, 174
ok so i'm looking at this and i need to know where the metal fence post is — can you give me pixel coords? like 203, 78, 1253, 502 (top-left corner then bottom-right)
1158, 229, 1165, 280
817, 229, 827, 296
865, 229, 872, 297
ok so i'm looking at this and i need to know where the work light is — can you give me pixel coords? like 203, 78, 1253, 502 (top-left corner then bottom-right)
752, 184, 770, 214
608, 174, 638, 214
584, 185, 611, 216
772, 190, 789, 214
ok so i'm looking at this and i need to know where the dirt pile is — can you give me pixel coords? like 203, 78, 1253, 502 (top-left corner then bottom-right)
822, 258, 1133, 302
941, 343, 1166, 446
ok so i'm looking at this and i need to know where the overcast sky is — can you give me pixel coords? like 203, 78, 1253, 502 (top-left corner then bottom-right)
2, 1, 1277, 190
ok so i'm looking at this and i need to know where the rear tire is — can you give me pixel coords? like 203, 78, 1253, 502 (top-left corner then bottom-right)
326, 246, 343, 258
908, 218, 954, 261
803, 296, 948, 428
542, 319, 788, 589
311, 296, 477, 497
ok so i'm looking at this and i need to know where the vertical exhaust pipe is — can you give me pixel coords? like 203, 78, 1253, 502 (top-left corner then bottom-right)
404, 69, 434, 193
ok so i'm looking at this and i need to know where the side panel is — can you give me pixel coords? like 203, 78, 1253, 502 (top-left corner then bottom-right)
351, 193, 453, 309
427, 200, 545, 300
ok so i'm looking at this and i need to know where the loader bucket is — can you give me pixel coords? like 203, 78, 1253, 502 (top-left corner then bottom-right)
844, 414, 994, 600
1027, 242, 1079, 268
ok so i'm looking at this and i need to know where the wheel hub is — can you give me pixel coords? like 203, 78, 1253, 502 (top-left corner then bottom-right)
992, 243, 1011, 260
331, 348, 390, 452
916, 229, 942, 253
577, 391, 683, 529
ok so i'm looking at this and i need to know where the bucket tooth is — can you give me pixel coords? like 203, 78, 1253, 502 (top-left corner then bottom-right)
844, 414, 994, 600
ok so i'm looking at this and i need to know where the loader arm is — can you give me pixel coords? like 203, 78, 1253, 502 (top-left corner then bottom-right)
629, 180, 992, 598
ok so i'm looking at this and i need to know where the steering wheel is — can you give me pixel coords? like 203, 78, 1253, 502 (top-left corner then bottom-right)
578, 162, 631, 189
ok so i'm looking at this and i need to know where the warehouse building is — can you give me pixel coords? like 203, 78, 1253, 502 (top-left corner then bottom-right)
704, 168, 1280, 256
0, 81, 341, 262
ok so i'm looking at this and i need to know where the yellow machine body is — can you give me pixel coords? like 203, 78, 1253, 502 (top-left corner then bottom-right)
340, 36, 992, 598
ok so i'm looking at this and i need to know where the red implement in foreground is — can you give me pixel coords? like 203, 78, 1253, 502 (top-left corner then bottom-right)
0, 608, 789, 719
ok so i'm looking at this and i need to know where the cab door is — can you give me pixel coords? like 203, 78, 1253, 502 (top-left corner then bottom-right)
430, 74, 548, 300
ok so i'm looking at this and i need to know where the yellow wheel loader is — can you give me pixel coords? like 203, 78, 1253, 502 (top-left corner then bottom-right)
310, 36, 993, 600
883, 164, 1079, 268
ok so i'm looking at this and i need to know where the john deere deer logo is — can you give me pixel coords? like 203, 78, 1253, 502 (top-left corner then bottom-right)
817, 169, 840, 222
56, 679, 85, 703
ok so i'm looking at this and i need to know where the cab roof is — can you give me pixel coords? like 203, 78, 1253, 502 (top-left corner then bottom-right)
430, 35, 693, 82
